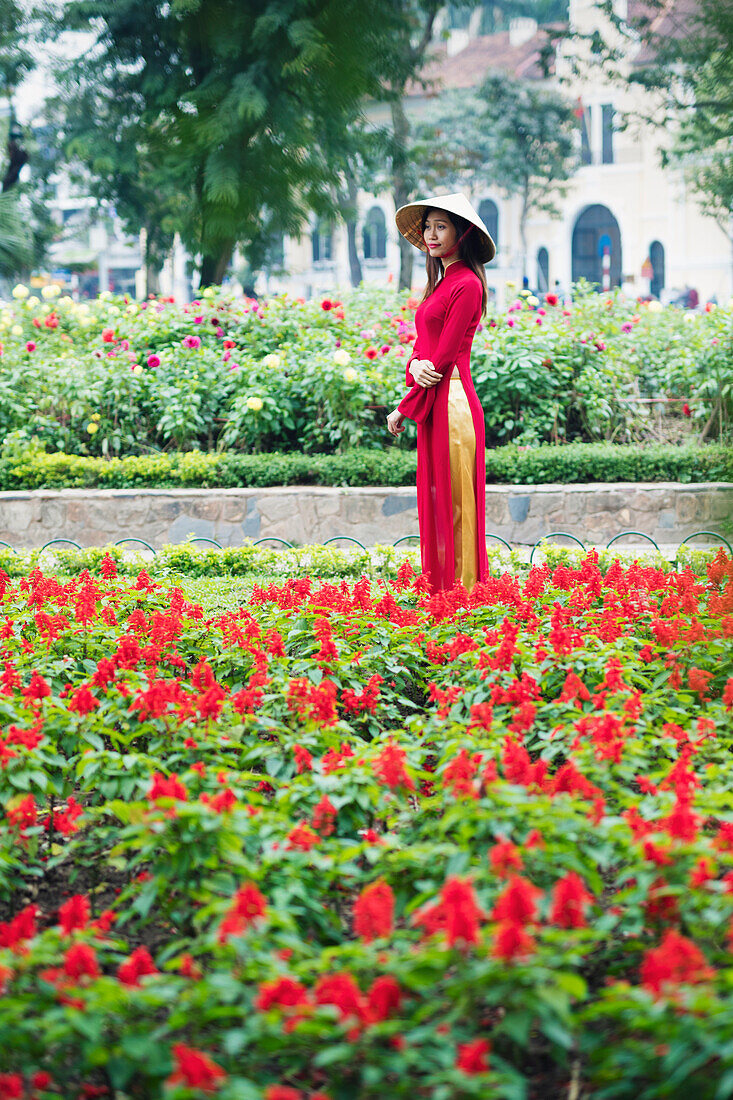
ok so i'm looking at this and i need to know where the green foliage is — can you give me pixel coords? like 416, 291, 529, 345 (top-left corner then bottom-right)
0, 442, 729, 492
47, 0, 407, 281
0, 552, 731, 1095
1, 281, 732, 457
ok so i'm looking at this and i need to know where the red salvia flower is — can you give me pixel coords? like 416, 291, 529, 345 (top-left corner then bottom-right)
285, 822, 320, 851
455, 1038, 491, 1074
491, 875, 542, 925
353, 880, 394, 943
312, 793, 337, 836
548, 872, 593, 929
255, 976, 310, 1013
63, 943, 100, 982
367, 974, 402, 1022
68, 685, 99, 715
166, 1044, 227, 1094
117, 946, 157, 987
58, 894, 90, 936
492, 918, 536, 961
293, 744, 313, 773
373, 741, 414, 790
488, 840, 523, 878
314, 971, 366, 1026
640, 929, 714, 997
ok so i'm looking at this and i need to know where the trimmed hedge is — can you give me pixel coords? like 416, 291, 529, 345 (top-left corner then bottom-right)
0, 442, 731, 491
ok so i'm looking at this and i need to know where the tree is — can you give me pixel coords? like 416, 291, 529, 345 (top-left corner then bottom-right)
47, 0, 406, 286
411, 77, 577, 280
367, 0, 569, 289
565, 0, 733, 245
0, 0, 34, 277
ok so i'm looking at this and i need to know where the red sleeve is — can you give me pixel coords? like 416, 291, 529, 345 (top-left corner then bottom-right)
397, 278, 481, 425
404, 340, 420, 387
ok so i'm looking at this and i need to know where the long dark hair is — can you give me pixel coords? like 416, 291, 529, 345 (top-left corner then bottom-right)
419, 207, 488, 317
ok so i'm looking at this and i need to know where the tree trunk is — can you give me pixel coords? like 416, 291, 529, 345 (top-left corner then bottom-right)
345, 173, 363, 287
519, 180, 530, 286
200, 240, 235, 287
390, 96, 414, 291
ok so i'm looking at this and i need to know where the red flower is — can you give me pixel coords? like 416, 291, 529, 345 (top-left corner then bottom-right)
492, 919, 536, 961
68, 685, 99, 715
545, 292, 558, 306
455, 1038, 491, 1074
285, 822, 320, 851
548, 872, 593, 929
414, 876, 486, 948
488, 840, 523, 878
314, 971, 366, 1026
23, 670, 51, 704
367, 975, 402, 1022
117, 946, 157, 987
353, 880, 394, 943
219, 883, 267, 942
148, 772, 187, 802
312, 792, 338, 831
264, 1088, 302, 1100
58, 894, 90, 936
101, 328, 115, 342
687, 667, 713, 700
293, 744, 313, 773
255, 976, 309, 1013
166, 1044, 227, 1094
63, 942, 100, 982
365, 345, 378, 359
491, 875, 542, 925
0, 1074, 23, 1099
373, 741, 414, 790
321, 299, 333, 310
682, 402, 692, 417
640, 929, 714, 997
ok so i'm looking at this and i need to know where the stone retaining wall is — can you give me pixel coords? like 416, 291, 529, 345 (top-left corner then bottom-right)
0, 483, 730, 549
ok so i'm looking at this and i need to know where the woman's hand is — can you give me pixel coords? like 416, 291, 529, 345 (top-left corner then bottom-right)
409, 359, 441, 388
386, 409, 405, 436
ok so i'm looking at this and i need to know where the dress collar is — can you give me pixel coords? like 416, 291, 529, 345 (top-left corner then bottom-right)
441, 259, 467, 280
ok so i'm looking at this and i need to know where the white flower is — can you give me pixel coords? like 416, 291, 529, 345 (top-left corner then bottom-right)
526, 295, 540, 307
98, 290, 113, 301
26, 296, 40, 308
333, 348, 351, 366
202, 287, 216, 299
263, 353, 281, 369
343, 368, 358, 383
41, 284, 61, 300
646, 300, 663, 313
12, 284, 28, 299
11, 324, 23, 336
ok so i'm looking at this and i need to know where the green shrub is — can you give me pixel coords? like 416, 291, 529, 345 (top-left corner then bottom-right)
0, 442, 730, 491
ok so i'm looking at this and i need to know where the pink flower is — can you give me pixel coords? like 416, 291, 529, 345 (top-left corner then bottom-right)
25, 340, 36, 352
621, 321, 633, 332
507, 318, 515, 327
183, 334, 201, 349
365, 346, 378, 359
147, 354, 161, 368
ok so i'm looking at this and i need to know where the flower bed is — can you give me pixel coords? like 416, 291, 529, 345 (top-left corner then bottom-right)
1, 281, 731, 457
0, 552, 732, 1097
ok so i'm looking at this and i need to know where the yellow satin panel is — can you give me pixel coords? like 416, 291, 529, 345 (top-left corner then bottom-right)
447, 377, 478, 590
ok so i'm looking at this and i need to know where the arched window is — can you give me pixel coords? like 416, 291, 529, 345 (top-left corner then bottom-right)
478, 199, 499, 255
649, 240, 665, 299
571, 204, 622, 290
362, 206, 387, 260
536, 247, 549, 293
312, 219, 333, 263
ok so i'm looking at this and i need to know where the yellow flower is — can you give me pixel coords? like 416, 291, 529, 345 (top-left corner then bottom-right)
11, 324, 23, 336
98, 290, 113, 301
92, 413, 102, 421
263, 353, 281, 369
87, 422, 99, 434
41, 284, 61, 300
333, 348, 351, 366
26, 296, 40, 309
246, 396, 264, 412
202, 287, 216, 299
505, 280, 517, 290
343, 368, 358, 383
132, 365, 143, 375
646, 300, 663, 313
12, 284, 29, 299
526, 295, 540, 307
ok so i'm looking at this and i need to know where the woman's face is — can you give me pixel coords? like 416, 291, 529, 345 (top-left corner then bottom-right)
423, 209, 458, 260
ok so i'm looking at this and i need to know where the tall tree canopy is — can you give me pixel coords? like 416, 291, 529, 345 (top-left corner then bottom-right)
571, 0, 733, 243
50, 0, 406, 284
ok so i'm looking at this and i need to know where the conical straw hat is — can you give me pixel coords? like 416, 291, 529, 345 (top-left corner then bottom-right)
395, 192, 496, 264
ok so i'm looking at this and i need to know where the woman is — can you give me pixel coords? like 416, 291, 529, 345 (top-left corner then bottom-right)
387, 192, 495, 593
